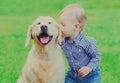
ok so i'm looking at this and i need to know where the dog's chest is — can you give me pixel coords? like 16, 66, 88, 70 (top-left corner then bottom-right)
26, 48, 64, 82
26, 59, 61, 83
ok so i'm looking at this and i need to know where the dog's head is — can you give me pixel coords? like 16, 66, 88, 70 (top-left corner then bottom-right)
25, 16, 61, 46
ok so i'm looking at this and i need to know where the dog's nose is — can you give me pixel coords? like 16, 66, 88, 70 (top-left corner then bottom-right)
41, 25, 47, 31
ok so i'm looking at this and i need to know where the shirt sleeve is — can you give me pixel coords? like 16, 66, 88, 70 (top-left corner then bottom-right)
86, 38, 101, 70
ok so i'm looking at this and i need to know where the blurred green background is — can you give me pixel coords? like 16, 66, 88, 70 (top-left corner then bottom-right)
0, 0, 120, 83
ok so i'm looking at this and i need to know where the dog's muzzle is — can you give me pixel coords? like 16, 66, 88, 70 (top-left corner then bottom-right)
37, 25, 53, 45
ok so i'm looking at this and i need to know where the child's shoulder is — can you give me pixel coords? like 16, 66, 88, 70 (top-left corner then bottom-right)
76, 35, 96, 48
85, 36, 97, 46
85, 36, 96, 42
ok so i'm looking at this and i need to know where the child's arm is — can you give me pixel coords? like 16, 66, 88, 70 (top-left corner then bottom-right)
78, 38, 101, 77
86, 38, 101, 70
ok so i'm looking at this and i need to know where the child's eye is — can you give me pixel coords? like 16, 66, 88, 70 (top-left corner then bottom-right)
61, 23, 65, 27
62, 24, 65, 27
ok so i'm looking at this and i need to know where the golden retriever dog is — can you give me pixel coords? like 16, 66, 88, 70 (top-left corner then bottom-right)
17, 16, 65, 83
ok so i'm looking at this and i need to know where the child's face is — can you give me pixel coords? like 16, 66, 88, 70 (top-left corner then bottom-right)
59, 19, 74, 38
59, 14, 80, 38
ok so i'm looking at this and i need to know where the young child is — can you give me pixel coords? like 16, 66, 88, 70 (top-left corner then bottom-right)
58, 4, 101, 83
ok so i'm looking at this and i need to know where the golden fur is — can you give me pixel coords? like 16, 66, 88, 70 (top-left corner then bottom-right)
17, 16, 65, 83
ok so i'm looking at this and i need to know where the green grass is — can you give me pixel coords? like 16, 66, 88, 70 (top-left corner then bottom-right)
0, 0, 120, 83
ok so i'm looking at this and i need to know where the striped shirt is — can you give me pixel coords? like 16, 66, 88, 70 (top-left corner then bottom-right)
59, 32, 101, 72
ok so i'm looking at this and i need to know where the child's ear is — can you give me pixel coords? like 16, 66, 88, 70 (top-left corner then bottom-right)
74, 22, 81, 31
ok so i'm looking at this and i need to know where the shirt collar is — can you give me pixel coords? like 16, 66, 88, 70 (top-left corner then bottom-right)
65, 31, 84, 44
74, 31, 84, 44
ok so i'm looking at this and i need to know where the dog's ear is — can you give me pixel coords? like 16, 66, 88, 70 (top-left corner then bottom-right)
25, 25, 33, 46
56, 24, 64, 43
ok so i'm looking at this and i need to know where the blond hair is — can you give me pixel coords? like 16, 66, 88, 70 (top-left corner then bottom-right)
59, 4, 87, 29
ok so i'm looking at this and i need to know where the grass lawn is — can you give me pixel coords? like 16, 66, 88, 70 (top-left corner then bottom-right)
0, 0, 120, 83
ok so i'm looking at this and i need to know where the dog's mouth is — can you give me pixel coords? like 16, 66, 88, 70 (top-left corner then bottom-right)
37, 32, 53, 45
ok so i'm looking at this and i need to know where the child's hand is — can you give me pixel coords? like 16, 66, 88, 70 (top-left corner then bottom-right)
78, 66, 92, 77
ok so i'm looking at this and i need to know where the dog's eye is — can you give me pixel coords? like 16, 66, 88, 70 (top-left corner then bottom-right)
48, 22, 51, 24
37, 22, 41, 25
